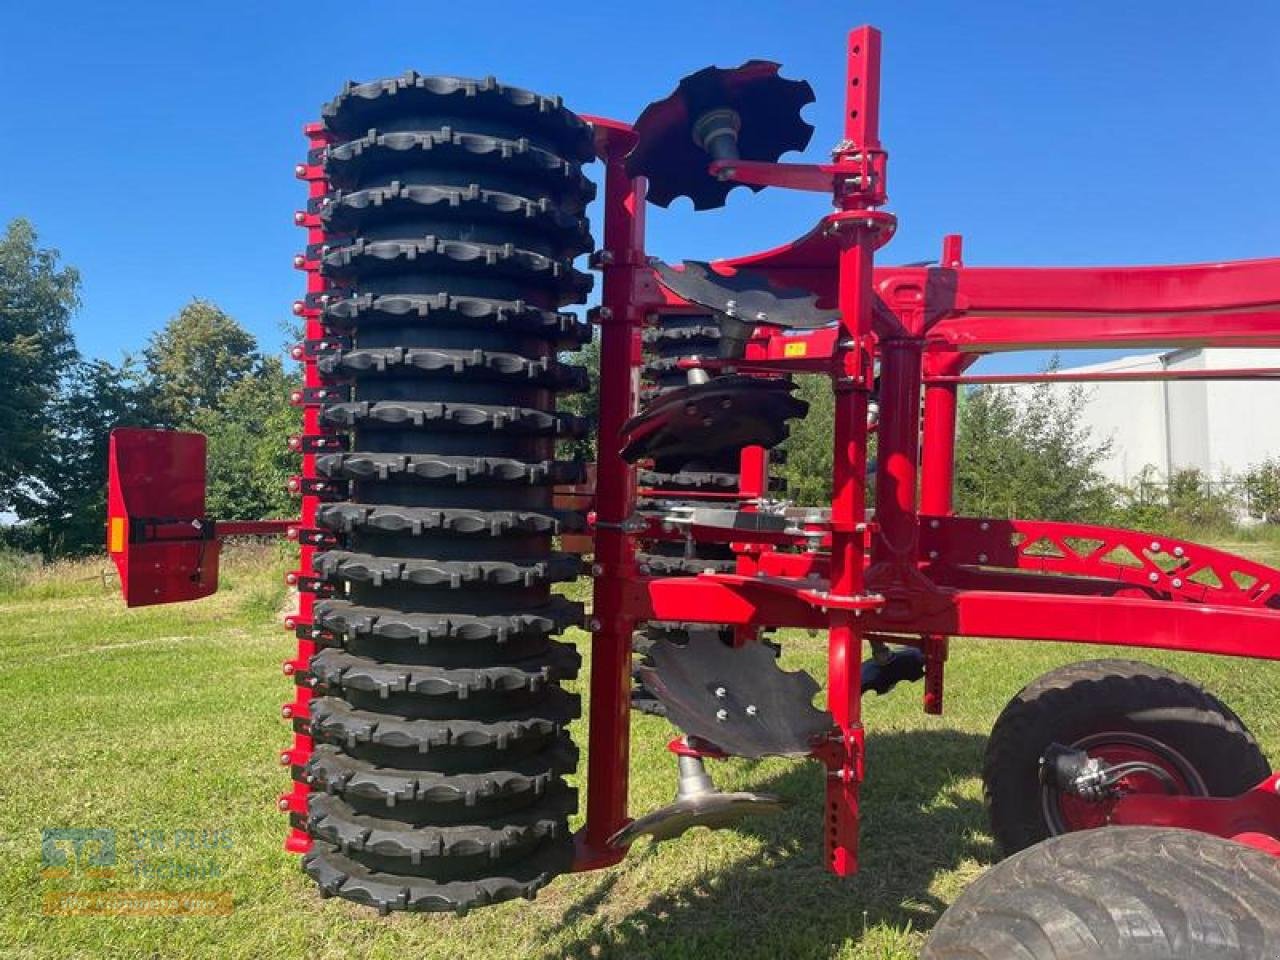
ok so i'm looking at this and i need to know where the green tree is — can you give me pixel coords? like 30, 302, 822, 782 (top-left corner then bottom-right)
1243, 458, 1280, 524
145, 299, 258, 426
558, 335, 599, 463
782, 374, 837, 506
14, 357, 158, 555
0, 218, 80, 513
190, 356, 300, 521
954, 378, 1114, 521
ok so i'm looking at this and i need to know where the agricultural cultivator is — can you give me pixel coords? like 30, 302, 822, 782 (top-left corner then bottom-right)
107, 23, 1280, 956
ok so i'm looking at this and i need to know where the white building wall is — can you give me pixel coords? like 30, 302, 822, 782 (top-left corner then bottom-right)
1025, 348, 1280, 486
1201, 348, 1280, 477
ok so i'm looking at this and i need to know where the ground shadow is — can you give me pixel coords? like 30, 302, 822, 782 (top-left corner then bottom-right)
540, 728, 992, 960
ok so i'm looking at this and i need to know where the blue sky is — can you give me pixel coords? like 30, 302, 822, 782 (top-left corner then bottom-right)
3, 1, 1277, 373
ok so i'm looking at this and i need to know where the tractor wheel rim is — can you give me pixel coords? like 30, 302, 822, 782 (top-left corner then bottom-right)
1040, 730, 1209, 835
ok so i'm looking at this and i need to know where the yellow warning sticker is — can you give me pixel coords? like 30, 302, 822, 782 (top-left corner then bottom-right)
109, 517, 126, 554
783, 341, 808, 358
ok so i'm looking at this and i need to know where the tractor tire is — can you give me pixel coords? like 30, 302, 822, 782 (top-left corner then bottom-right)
299, 73, 596, 914
923, 827, 1280, 960
984, 658, 1270, 857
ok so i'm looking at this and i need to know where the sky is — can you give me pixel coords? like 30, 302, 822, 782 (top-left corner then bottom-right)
2, 1, 1278, 374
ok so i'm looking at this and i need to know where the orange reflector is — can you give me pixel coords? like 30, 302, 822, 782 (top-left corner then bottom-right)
108, 517, 126, 554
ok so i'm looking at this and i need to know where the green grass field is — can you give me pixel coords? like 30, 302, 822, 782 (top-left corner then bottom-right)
3, 540, 1278, 960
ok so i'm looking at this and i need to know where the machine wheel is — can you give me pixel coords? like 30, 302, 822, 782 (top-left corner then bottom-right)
298, 74, 596, 914
923, 827, 1280, 960
984, 658, 1269, 856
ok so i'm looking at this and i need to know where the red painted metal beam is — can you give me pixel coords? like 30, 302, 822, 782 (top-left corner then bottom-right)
932, 367, 1280, 385
637, 574, 1280, 660
1109, 774, 1280, 854
575, 118, 644, 869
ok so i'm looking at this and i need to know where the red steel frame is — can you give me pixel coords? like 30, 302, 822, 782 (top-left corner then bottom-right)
574, 25, 1280, 872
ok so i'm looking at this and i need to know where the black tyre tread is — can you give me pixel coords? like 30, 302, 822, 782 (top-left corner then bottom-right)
642, 322, 722, 346
314, 550, 581, 588
303, 839, 571, 915
307, 787, 574, 868
322, 129, 596, 207
313, 596, 583, 647
923, 827, 1280, 960
316, 345, 589, 391
305, 741, 576, 813
637, 468, 739, 491
302, 74, 590, 910
308, 696, 578, 756
644, 356, 709, 378
636, 553, 736, 576
319, 399, 588, 437
315, 502, 585, 538
318, 182, 592, 255
321, 72, 595, 161
320, 236, 593, 300
309, 645, 581, 700
316, 451, 585, 486
320, 292, 590, 346
984, 658, 1271, 857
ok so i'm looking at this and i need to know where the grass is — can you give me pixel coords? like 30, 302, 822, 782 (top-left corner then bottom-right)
1, 542, 1278, 959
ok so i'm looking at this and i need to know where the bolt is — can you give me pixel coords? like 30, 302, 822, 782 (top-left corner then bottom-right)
1148, 572, 1160, 583
277, 798, 291, 812
282, 662, 296, 676
279, 753, 292, 767
1150, 541, 1162, 552
930, 519, 940, 529
715, 709, 728, 721
745, 705, 758, 717
714, 686, 727, 698
978, 553, 988, 563
1172, 578, 1183, 588
596, 306, 613, 321
755, 312, 768, 321
928, 550, 939, 560
590, 563, 603, 576
1173, 546, 1185, 558
588, 618, 602, 632
294, 164, 307, 177
979, 521, 990, 531
281, 705, 293, 719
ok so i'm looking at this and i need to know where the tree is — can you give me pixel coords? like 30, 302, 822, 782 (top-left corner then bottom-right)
1242, 458, 1280, 524
190, 356, 300, 521
0, 218, 80, 513
14, 356, 158, 555
781, 374, 837, 506
144, 299, 258, 426
558, 335, 599, 463
954, 378, 1114, 521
